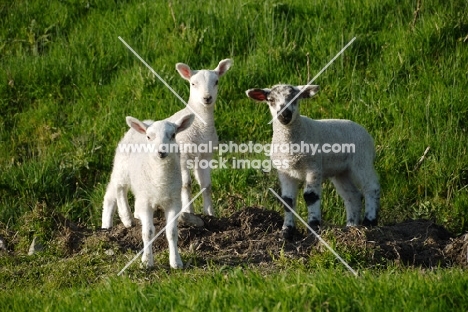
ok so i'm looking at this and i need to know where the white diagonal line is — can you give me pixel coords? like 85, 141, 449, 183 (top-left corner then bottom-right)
268, 37, 356, 124
117, 188, 206, 276
269, 188, 358, 277
118, 36, 207, 125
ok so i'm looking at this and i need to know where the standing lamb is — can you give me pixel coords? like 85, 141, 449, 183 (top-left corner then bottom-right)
101, 113, 194, 268
168, 59, 233, 220
246, 84, 380, 239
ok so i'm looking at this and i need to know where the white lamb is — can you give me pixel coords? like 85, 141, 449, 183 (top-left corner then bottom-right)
168, 59, 233, 220
246, 84, 380, 239
101, 113, 194, 268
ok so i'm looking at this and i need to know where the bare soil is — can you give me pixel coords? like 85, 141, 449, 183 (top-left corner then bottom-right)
2, 206, 467, 268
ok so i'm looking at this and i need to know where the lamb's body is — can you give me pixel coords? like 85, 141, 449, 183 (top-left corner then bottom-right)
272, 118, 375, 181
247, 84, 380, 239
102, 114, 194, 268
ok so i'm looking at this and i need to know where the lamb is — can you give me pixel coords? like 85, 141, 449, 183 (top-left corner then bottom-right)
101, 113, 194, 268
246, 84, 380, 239
168, 59, 233, 220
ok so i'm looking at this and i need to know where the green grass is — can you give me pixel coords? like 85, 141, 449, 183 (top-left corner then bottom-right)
1, 260, 467, 311
1, 0, 468, 310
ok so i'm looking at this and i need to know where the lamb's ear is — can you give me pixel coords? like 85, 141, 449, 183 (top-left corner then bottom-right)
296, 85, 320, 99
245, 88, 270, 102
175, 63, 193, 81
126, 116, 147, 134
215, 59, 233, 77
174, 114, 195, 134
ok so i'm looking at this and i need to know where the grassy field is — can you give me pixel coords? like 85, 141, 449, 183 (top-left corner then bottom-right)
1, 264, 467, 311
1, 0, 468, 310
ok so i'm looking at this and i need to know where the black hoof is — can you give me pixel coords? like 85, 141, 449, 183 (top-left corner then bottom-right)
308, 220, 321, 234
282, 226, 295, 240
362, 217, 378, 226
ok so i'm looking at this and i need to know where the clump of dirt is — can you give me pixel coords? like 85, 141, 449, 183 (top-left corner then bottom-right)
365, 220, 454, 266
2, 207, 467, 268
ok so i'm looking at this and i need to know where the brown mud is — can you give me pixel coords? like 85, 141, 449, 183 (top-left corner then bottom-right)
2, 207, 467, 269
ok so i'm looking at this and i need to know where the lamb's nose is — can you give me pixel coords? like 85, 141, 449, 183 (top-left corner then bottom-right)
158, 151, 168, 158
203, 95, 213, 103
278, 109, 292, 125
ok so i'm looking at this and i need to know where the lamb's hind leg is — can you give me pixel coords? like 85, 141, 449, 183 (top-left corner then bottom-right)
114, 184, 134, 228
278, 171, 300, 239
361, 170, 380, 226
102, 184, 117, 229
351, 169, 380, 226
330, 173, 363, 226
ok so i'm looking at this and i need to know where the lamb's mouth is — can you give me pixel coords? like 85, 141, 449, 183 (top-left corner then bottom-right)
278, 112, 292, 125
202, 97, 214, 105
158, 151, 168, 159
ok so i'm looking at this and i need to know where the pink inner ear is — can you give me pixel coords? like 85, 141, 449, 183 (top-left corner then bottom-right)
248, 90, 267, 101
132, 122, 147, 134
217, 61, 231, 76
177, 65, 191, 80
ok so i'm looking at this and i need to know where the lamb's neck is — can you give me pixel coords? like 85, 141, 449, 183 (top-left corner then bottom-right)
272, 118, 308, 142
187, 101, 216, 127
148, 155, 180, 173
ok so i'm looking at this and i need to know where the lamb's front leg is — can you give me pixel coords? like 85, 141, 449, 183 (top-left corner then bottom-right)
278, 171, 300, 239
136, 201, 155, 268
304, 172, 322, 232
194, 155, 214, 216
165, 205, 183, 269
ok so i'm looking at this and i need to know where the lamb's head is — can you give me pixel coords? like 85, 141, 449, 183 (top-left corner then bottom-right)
126, 114, 194, 159
246, 84, 319, 126
176, 59, 233, 107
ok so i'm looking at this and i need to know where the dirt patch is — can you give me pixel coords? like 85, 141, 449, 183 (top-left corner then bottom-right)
2, 207, 468, 268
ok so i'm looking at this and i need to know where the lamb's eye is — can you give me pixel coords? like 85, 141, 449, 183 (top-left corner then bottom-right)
171, 133, 176, 140
191, 83, 195, 86
214, 80, 218, 86
146, 135, 151, 140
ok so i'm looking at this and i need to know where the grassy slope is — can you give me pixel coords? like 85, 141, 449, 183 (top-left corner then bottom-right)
1, 0, 467, 232
0, 0, 467, 309
1, 0, 467, 234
